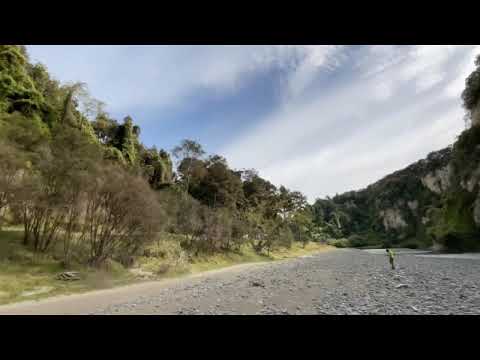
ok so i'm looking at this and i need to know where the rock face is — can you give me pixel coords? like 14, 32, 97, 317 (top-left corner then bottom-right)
407, 200, 419, 212
421, 164, 452, 194
379, 208, 408, 230
460, 164, 480, 193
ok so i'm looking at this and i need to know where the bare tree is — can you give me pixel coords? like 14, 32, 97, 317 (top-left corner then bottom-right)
13, 165, 65, 252
80, 165, 163, 267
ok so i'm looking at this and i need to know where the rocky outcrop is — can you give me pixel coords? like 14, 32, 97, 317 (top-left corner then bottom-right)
379, 208, 408, 231
460, 164, 480, 192
421, 164, 452, 194
407, 200, 418, 212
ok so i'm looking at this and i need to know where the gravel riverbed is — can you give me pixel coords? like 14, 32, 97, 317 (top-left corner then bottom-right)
90, 248, 480, 315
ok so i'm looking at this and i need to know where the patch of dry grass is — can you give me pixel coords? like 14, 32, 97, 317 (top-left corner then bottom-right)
0, 229, 133, 305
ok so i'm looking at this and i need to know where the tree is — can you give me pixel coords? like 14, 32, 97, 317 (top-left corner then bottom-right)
60, 82, 87, 125
172, 139, 205, 193
290, 208, 315, 248
462, 54, 480, 126
91, 113, 119, 144
80, 165, 163, 267
277, 186, 308, 220
118, 116, 139, 163
0, 141, 25, 228
242, 172, 277, 210
0, 45, 45, 116
9, 126, 100, 254
189, 155, 244, 210
48, 125, 102, 265
174, 193, 203, 250
139, 146, 174, 189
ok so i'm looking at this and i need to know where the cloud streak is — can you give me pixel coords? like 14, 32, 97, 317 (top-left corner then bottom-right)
27, 45, 344, 114
222, 45, 477, 201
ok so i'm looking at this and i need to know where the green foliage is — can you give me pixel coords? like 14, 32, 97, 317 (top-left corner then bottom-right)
188, 155, 244, 209
0, 46, 45, 117
172, 139, 206, 193
312, 147, 454, 249
139, 238, 189, 275
118, 116, 138, 163
428, 190, 478, 251
139, 147, 173, 189
0, 112, 50, 156
451, 125, 480, 183
421, 125, 480, 251
326, 238, 350, 248
461, 54, 480, 116
347, 233, 383, 248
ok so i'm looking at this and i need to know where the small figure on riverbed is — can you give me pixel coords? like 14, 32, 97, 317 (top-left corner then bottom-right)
386, 248, 395, 270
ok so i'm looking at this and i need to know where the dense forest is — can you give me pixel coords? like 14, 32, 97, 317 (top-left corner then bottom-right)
0, 45, 324, 271
1, 44, 480, 276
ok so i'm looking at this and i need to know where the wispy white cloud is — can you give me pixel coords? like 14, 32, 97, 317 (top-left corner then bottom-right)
27, 45, 344, 113
222, 45, 477, 201
444, 45, 480, 99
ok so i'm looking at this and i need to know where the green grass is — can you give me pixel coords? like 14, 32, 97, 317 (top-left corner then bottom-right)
188, 242, 333, 274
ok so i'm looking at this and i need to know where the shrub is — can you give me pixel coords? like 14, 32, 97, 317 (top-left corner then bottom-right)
326, 238, 350, 248
102, 259, 126, 274
139, 239, 189, 275
79, 164, 164, 267
347, 234, 367, 247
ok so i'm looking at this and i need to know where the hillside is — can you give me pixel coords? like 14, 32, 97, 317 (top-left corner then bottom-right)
311, 52, 480, 252
313, 126, 480, 251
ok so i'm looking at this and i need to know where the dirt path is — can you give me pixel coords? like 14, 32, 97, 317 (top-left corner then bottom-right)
1, 249, 479, 315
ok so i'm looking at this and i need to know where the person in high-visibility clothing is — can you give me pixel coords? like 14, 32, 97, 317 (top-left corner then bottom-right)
386, 248, 395, 270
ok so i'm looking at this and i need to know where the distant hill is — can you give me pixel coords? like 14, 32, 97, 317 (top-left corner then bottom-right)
313, 126, 480, 251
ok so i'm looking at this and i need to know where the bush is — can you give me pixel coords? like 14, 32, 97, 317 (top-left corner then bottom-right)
347, 233, 383, 248
81, 165, 164, 267
139, 239, 189, 275
102, 259, 126, 274
347, 234, 367, 247
326, 238, 350, 248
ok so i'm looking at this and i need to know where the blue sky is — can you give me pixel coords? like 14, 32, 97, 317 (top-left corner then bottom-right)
27, 45, 480, 201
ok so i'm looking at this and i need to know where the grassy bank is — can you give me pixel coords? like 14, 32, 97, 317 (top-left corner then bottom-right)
0, 229, 333, 305
0, 228, 135, 305
189, 242, 333, 273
